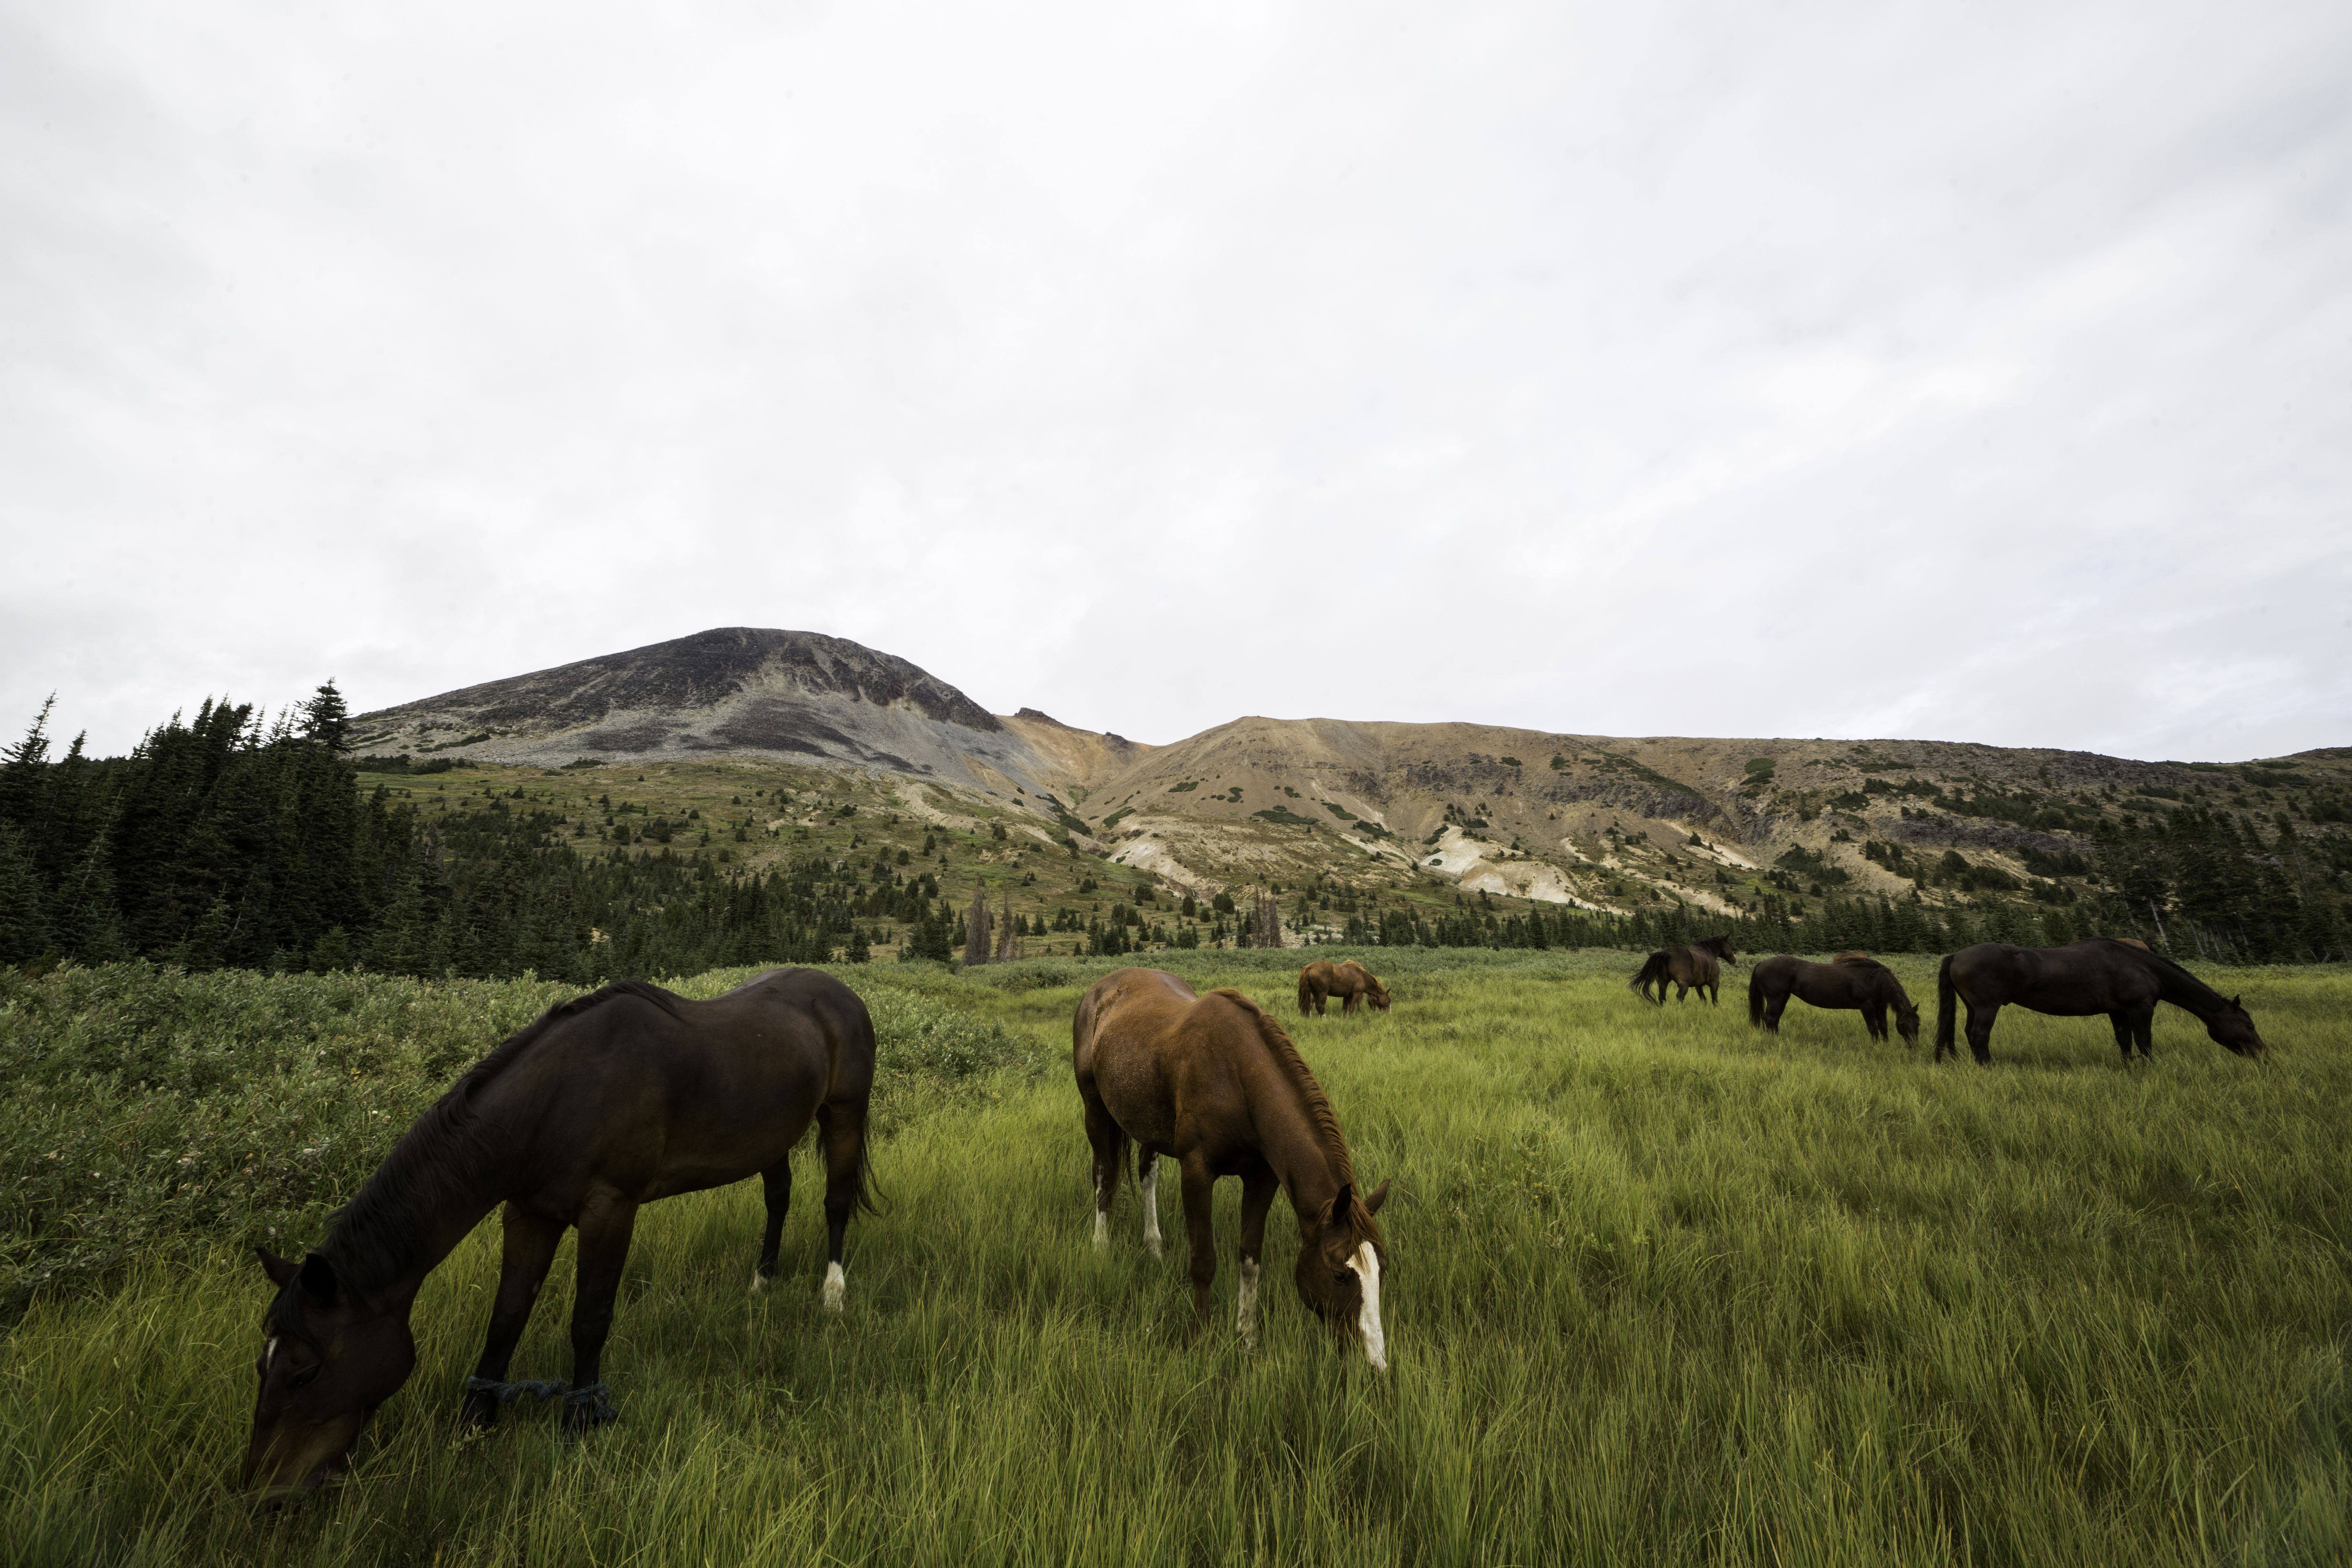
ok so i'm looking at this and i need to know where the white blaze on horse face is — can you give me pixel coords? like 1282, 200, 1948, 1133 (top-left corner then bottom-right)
1139, 1158, 1163, 1258
1349, 1243, 1388, 1372
263, 1336, 280, 1370
1236, 1257, 1261, 1350
821, 1261, 846, 1313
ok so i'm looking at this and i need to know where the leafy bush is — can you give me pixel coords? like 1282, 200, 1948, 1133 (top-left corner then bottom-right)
0, 961, 1040, 1315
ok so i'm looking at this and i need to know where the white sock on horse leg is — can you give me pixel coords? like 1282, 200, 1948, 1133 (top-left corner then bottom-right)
1140, 1158, 1163, 1257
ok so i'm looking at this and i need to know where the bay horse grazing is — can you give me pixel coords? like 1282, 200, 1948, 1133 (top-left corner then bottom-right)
1074, 968, 1393, 1368
1298, 959, 1392, 1016
1935, 938, 2268, 1065
1630, 933, 1738, 1005
244, 970, 876, 1499
1748, 953, 1920, 1047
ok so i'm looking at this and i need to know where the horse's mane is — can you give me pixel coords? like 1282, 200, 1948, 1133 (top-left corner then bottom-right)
1209, 988, 1354, 1186
1832, 952, 1889, 971
316, 980, 685, 1296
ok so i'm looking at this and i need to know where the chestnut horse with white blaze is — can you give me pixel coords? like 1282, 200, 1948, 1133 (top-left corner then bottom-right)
1074, 968, 1393, 1367
1298, 959, 1391, 1016
243, 971, 875, 1499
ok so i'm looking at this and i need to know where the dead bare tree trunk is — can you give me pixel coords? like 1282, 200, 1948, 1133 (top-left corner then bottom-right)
1247, 889, 1282, 949
993, 891, 1021, 962
963, 885, 993, 967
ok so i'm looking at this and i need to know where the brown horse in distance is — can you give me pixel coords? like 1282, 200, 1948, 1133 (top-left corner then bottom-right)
1298, 959, 1392, 1016
1748, 953, 1921, 1047
244, 970, 876, 1499
1630, 933, 1739, 1005
1074, 968, 1392, 1367
1936, 937, 2267, 1064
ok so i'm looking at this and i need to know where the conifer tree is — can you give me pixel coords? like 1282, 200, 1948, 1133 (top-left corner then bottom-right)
0, 821, 49, 963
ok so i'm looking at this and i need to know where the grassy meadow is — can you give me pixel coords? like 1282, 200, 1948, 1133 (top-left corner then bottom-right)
2, 950, 2347, 1566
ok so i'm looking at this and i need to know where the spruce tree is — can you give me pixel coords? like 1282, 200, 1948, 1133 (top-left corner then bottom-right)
0, 821, 50, 963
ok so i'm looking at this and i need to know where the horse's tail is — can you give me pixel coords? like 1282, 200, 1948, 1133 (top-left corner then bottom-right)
1298, 972, 1314, 1016
1747, 967, 1766, 1027
1630, 951, 1668, 1004
1935, 953, 1958, 1059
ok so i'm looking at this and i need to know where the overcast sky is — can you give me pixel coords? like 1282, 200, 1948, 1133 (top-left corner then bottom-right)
4, 2, 2347, 763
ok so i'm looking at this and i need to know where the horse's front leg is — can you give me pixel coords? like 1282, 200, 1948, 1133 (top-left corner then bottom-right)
2108, 1010, 2135, 1061
563, 1190, 639, 1431
464, 1203, 562, 1428
2123, 1003, 2157, 1061
1235, 1171, 1279, 1351
1178, 1155, 1218, 1327
1864, 1004, 1886, 1042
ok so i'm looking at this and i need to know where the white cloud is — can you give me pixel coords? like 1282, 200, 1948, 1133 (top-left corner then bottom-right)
2, 0, 2346, 760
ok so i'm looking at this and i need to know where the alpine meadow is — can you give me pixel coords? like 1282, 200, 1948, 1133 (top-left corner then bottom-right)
2, 639, 2348, 1566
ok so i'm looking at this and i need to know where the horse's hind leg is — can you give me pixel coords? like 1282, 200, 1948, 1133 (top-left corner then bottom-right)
464, 1203, 563, 1428
751, 1159, 791, 1293
1138, 1150, 1165, 1258
815, 1101, 866, 1311
1964, 1003, 1998, 1066
1082, 1098, 1128, 1251
563, 1189, 639, 1431
1762, 993, 1787, 1034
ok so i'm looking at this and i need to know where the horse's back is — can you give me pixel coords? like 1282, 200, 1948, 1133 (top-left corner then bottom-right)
478, 969, 869, 1205
1076, 969, 1259, 1155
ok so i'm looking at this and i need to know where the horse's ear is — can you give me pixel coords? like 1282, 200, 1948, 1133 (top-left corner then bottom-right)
297, 1251, 341, 1309
2231, 995, 2243, 1009
1330, 1183, 1356, 1227
1363, 1178, 1392, 1215
256, 1247, 298, 1288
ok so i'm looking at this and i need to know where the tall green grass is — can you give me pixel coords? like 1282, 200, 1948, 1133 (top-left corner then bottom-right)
2, 954, 2345, 1564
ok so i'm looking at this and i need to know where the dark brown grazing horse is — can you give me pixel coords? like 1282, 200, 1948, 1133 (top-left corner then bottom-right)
245, 970, 875, 1499
1630, 933, 1739, 1005
1748, 953, 1921, 1047
1298, 959, 1392, 1016
1074, 968, 1392, 1367
1935, 938, 2268, 1065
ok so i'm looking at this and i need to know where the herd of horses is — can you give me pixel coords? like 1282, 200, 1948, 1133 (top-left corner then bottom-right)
1629, 932, 2268, 1067
243, 936, 2268, 1500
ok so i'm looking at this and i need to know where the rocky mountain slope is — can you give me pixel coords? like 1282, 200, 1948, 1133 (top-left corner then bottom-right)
356, 628, 2352, 920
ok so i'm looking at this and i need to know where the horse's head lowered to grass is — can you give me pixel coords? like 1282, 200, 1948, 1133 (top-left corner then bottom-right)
244, 1248, 416, 1500
1296, 1178, 1393, 1368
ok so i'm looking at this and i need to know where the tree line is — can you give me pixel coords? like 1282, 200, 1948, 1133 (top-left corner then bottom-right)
3, 689, 2343, 976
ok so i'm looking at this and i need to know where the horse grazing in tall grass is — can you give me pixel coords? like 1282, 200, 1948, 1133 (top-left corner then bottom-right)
1630, 933, 1738, 1005
1074, 968, 1392, 1368
1935, 938, 2268, 1065
1298, 959, 1391, 1016
1748, 953, 1920, 1047
244, 970, 877, 1499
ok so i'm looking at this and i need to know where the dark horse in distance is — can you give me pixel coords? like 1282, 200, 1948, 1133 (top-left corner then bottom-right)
244, 969, 877, 1499
1935, 938, 2268, 1065
1074, 968, 1392, 1368
1631, 933, 1739, 1005
1748, 953, 1921, 1047
1297, 959, 1392, 1017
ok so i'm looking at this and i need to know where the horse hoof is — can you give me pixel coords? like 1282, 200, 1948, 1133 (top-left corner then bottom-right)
460, 1392, 501, 1430
749, 1267, 768, 1296
561, 1403, 618, 1434
821, 1262, 846, 1313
